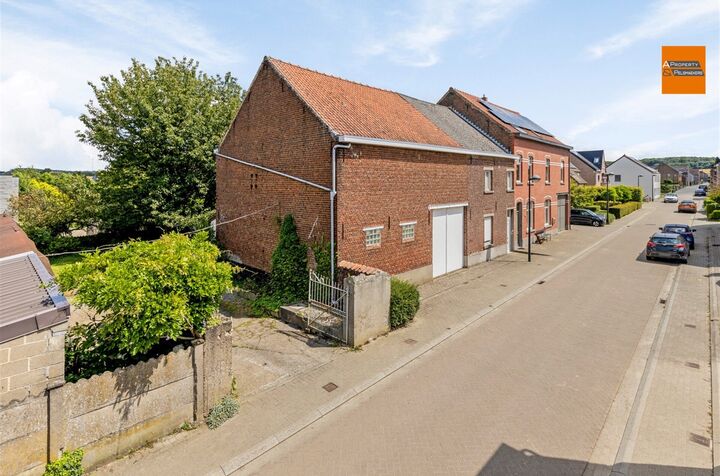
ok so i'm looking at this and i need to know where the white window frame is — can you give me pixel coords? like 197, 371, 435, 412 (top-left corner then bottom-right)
483, 214, 493, 249
484, 168, 494, 193
363, 225, 383, 248
399, 221, 416, 243
544, 199, 551, 226
545, 158, 551, 184
560, 161, 565, 184
506, 169, 514, 191
516, 158, 523, 184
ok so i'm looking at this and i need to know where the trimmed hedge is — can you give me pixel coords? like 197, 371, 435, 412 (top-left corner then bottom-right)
389, 278, 420, 329
608, 201, 642, 219
584, 205, 601, 213
706, 202, 717, 216
709, 210, 720, 221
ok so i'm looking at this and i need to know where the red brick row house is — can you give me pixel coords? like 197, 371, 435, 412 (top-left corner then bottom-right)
438, 89, 572, 248
216, 57, 518, 283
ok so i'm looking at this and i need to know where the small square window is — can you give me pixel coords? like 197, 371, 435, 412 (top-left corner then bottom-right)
400, 222, 416, 242
484, 170, 493, 192
364, 227, 382, 247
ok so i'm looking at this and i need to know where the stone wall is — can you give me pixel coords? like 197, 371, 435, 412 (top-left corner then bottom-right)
0, 321, 232, 475
0, 176, 19, 215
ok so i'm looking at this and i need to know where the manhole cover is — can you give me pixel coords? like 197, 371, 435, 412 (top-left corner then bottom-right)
322, 382, 338, 392
499, 284, 507, 287
685, 362, 700, 369
689, 433, 711, 447
537, 280, 546, 285
404, 338, 418, 345
659, 298, 667, 304
684, 323, 697, 329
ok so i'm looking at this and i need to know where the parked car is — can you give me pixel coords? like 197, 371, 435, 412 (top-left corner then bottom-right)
570, 208, 606, 227
678, 200, 697, 213
699, 184, 709, 191
663, 193, 679, 203
659, 224, 696, 249
694, 188, 707, 197
646, 233, 689, 263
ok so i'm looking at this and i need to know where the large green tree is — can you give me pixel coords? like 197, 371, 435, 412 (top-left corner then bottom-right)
78, 57, 244, 236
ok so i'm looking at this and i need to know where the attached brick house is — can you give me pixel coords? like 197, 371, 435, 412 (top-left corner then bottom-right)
216, 57, 517, 283
438, 89, 572, 248
656, 162, 681, 184
570, 150, 606, 186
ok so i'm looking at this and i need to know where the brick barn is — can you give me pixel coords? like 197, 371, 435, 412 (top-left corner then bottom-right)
438, 89, 572, 248
216, 57, 517, 283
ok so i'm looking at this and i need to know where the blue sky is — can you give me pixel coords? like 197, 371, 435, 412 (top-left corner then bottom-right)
1, 0, 718, 171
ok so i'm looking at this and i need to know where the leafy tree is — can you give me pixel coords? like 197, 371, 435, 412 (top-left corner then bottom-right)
77, 57, 244, 236
57, 233, 233, 357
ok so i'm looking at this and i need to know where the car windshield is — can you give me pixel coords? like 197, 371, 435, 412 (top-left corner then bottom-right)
664, 226, 688, 233
680, 200, 695, 204
652, 236, 679, 244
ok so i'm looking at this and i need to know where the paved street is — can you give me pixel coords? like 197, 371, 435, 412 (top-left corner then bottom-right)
237, 188, 717, 475
94, 188, 719, 476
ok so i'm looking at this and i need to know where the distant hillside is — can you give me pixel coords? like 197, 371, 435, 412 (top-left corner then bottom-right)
641, 156, 718, 169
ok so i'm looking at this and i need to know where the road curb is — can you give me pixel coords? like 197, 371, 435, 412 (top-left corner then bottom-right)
707, 226, 720, 473
213, 207, 655, 475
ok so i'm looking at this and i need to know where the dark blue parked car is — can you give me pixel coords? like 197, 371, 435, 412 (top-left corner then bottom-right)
659, 224, 696, 249
646, 233, 689, 263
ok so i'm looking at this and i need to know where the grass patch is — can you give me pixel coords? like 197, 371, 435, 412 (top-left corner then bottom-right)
49, 254, 84, 276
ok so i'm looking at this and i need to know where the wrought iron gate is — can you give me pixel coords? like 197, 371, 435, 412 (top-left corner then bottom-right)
307, 270, 348, 343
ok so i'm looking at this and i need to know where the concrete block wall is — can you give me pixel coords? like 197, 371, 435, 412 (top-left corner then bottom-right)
0, 321, 233, 475
346, 272, 391, 347
0, 176, 19, 214
0, 322, 66, 407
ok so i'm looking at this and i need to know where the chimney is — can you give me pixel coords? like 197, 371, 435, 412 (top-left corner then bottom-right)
481, 94, 488, 101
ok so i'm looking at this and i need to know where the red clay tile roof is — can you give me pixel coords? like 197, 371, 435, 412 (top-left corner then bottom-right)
0, 215, 52, 273
267, 58, 461, 148
338, 260, 383, 275
451, 88, 569, 148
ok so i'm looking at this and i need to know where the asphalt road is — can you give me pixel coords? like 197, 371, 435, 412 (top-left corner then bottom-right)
238, 188, 716, 476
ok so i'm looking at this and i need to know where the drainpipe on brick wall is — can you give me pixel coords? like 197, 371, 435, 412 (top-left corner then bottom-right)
331, 144, 351, 284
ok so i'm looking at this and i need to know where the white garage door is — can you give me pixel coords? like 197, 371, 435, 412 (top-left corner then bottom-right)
432, 207, 464, 277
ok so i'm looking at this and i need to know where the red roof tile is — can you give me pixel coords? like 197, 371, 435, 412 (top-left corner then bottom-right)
267, 58, 460, 148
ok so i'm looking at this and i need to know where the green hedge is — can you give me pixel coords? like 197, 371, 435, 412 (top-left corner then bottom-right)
706, 202, 717, 216
709, 210, 720, 221
389, 278, 420, 329
608, 201, 642, 219
584, 205, 600, 213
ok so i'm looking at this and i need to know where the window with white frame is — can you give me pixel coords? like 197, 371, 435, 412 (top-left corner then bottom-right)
516, 158, 523, 183
483, 215, 493, 248
484, 169, 493, 192
544, 199, 551, 226
529, 156, 534, 178
545, 158, 551, 183
506, 170, 514, 191
364, 226, 382, 248
400, 221, 416, 242
560, 162, 565, 184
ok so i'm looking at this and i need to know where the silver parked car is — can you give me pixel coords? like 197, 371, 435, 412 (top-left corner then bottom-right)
663, 193, 678, 203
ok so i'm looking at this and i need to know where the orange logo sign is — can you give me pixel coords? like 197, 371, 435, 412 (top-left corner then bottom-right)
662, 46, 705, 94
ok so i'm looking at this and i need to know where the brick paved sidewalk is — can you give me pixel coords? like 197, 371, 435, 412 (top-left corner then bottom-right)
92, 211, 651, 476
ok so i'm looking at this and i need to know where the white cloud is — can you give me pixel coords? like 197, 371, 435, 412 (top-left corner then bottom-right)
587, 0, 720, 59
358, 0, 531, 67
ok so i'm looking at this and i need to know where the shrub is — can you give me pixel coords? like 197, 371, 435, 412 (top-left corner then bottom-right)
206, 396, 239, 429
44, 449, 84, 476
584, 205, 600, 213
270, 215, 308, 302
57, 233, 232, 359
389, 278, 420, 328
608, 201, 641, 219
709, 210, 720, 221
706, 202, 717, 216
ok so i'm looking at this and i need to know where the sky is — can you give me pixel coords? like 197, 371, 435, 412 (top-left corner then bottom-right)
1, 0, 719, 171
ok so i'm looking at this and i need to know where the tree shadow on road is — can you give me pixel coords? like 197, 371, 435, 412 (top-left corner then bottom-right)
477, 443, 712, 475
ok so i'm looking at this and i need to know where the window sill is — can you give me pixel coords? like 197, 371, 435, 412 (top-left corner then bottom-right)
545, 181, 551, 185
365, 244, 381, 250
402, 238, 415, 244
484, 190, 494, 194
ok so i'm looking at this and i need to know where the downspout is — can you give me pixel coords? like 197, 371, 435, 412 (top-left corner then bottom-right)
331, 143, 351, 284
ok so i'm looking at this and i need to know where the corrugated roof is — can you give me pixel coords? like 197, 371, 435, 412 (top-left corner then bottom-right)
0, 252, 69, 344
400, 95, 507, 154
267, 57, 461, 148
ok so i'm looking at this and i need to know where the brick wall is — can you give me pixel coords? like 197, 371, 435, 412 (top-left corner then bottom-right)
216, 60, 333, 271
570, 155, 600, 186
337, 144, 515, 274
0, 322, 66, 407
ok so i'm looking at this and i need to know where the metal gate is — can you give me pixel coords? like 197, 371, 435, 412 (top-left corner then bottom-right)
307, 270, 348, 343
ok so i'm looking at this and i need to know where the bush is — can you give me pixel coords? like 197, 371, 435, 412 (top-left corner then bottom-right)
706, 202, 717, 216
57, 232, 232, 361
389, 278, 420, 328
270, 215, 308, 302
206, 396, 240, 429
608, 201, 641, 219
709, 210, 720, 221
584, 205, 600, 213
44, 449, 84, 476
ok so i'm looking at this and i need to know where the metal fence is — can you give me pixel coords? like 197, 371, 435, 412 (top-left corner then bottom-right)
307, 270, 348, 343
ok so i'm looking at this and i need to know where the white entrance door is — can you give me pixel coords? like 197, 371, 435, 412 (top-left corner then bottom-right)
432, 207, 464, 277
506, 209, 514, 252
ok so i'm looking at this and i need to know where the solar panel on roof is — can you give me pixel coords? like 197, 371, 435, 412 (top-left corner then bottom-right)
480, 100, 552, 136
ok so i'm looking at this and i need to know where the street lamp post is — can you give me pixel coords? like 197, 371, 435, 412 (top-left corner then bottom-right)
602, 172, 614, 223
527, 174, 541, 262
637, 174, 643, 189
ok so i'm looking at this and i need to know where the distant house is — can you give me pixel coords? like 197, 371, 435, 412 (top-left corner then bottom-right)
569, 162, 587, 184
677, 167, 696, 186
0, 216, 70, 405
569, 150, 604, 185
216, 57, 518, 283
656, 163, 681, 184
606, 155, 660, 200
0, 175, 19, 215
711, 158, 720, 186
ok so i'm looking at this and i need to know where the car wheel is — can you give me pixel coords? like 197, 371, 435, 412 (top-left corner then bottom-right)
592, 220, 600, 227
690, 244, 695, 250
681, 258, 688, 264
646, 255, 653, 261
